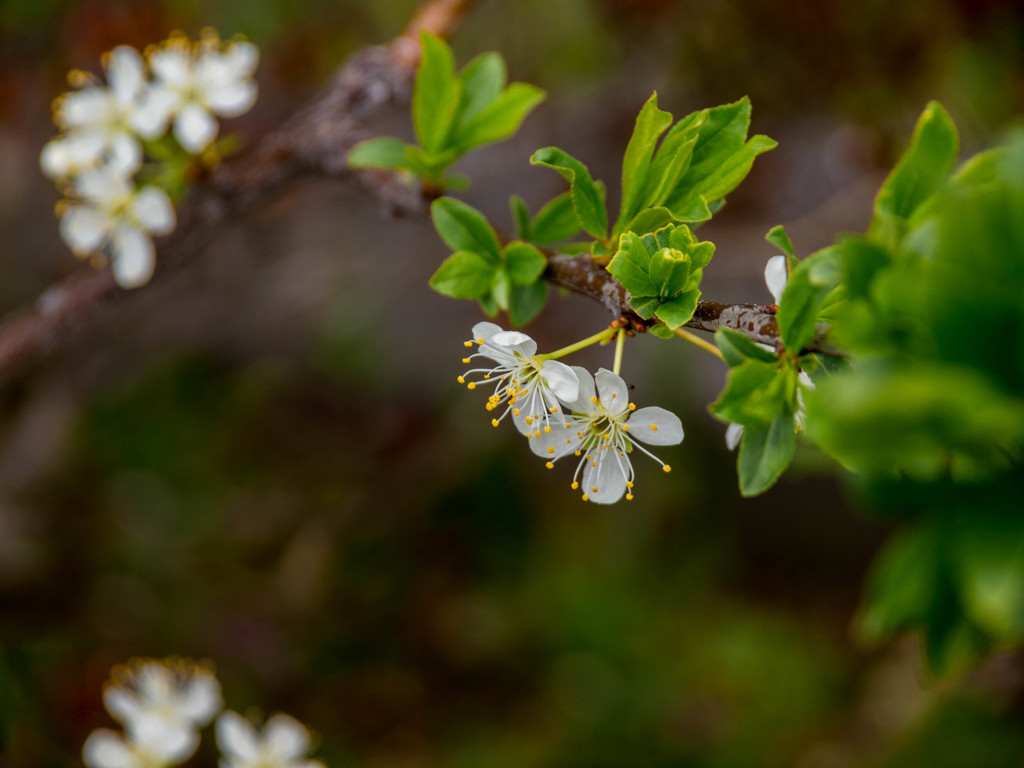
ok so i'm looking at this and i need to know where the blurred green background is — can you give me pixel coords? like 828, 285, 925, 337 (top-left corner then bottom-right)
2, 0, 1024, 765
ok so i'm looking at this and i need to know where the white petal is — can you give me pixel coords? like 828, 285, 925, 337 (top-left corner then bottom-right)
217, 711, 261, 762
797, 370, 815, 389
174, 104, 218, 153
582, 449, 629, 504
149, 47, 192, 87
528, 420, 581, 459
40, 136, 104, 179
83, 730, 136, 768
725, 422, 744, 451
178, 671, 222, 724
471, 322, 503, 343
131, 87, 177, 139
264, 713, 311, 760
60, 205, 109, 254
594, 369, 629, 415
131, 187, 175, 234
765, 255, 788, 305
103, 687, 143, 724
106, 46, 145, 104
564, 366, 596, 414
491, 330, 537, 358
110, 227, 155, 288
58, 89, 112, 129
540, 360, 579, 404
106, 133, 143, 177
205, 81, 257, 117
627, 406, 684, 446
128, 715, 198, 762
74, 168, 132, 203
223, 42, 259, 79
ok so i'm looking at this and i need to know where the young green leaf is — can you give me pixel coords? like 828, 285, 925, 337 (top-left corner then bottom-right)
530, 147, 608, 240
616, 93, 674, 231
503, 241, 547, 285
429, 251, 497, 299
710, 359, 791, 426
737, 407, 797, 496
777, 247, 841, 352
455, 52, 506, 126
509, 195, 531, 239
347, 136, 409, 169
654, 291, 701, 330
413, 32, 461, 154
529, 192, 582, 245
870, 101, 959, 245
765, 224, 796, 269
431, 197, 501, 261
715, 327, 778, 367
639, 132, 697, 212
508, 280, 548, 327
452, 83, 546, 151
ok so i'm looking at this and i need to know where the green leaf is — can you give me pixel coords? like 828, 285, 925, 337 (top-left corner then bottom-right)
431, 197, 501, 261
737, 407, 797, 496
455, 52, 506, 126
952, 513, 1024, 638
715, 327, 778, 367
616, 93, 674, 231
765, 224, 795, 260
490, 267, 511, 310
452, 83, 545, 150
622, 207, 676, 238
509, 195, 531, 239
710, 359, 792, 426
529, 191, 581, 245
648, 324, 674, 339
629, 296, 661, 320
413, 32, 461, 154
530, 147, 608, 240
404, 144, 457, 182
607, 232, 660, 297
346, 136, 409, 169
429, 251, 496, 298
639, 132, 697, 211
508, 280, 548, 326
777, 247, 841, 352
503, 241, 547, 285
655, 290, 701, 329
870, 101, 959, 245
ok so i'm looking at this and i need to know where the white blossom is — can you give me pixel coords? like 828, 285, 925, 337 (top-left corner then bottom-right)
460, 322, 580, 437
216, 711, 325, 768
764, 254, 788, 305
148, 33, 259, 154
83, 727, 198, 768
530, 367, 683, 503
101, 658, 222, 752
58, 168, 175, 288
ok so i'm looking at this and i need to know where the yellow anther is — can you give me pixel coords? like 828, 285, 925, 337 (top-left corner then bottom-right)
566, 439, 572, 444
462, 358, 471, 364
626, 493, 634, 501
622, 424, 629, 431
582, 494, 589, 501
545, 462, 554, 469
467, 382, 476, 390
590, 461, 596, 467
603, 433, 611, 441
464, 341, 473, 347
544, 426, 551, 433
663, 465, 672, 473
629, 403, 636, 411
611, 393, 617, 398
547, 446, 555, 454
591, 486, 598, 493
525, 416, 533, 425
457, 376, 465, 383
476, 337, 484, 344
534, 430, 541, 438
571, 482, 579, 490
590, 396, 597, 403
574, 450, 581, 456
484, 374, 490, 379
626, 481, 634, 488
491, 419, 500, 427
549, 406, 558, 413
513, 408, 520, 416
650, 424, 658, 431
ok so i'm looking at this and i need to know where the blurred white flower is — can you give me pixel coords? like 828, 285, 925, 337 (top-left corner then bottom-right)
148, 33, 259, 153
102, 658, 223, 748
83, 726, 198, 768
530, 367, 683, 503
58, 169, 175, 288
217, 711, 325, 768
764, 254, 788, 305
460, 321, 579, 437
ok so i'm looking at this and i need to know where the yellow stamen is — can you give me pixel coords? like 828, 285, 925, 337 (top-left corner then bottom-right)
571, 482, 579, 490
513, 408, 520, 416
590, 396, 597, 403
626, 481, 634, 488
467, 382, 476, 390
457, 376, 465, 383
650, 424, 658, 431
476, 337, 484, 344
663, 465, 671, 473
549, 406, 558, 413
591, 486, 598, 493
525, 416, 533, 425
582, 494, 589, 501
462, 358, 471, 364
626, 493, 634, 501
547, 446, 555, 454
544, 426, 551, 433
464, 341, 473, 347
491, 419, 499, 427
545, 462, 554, 469
629, 403, 636, 411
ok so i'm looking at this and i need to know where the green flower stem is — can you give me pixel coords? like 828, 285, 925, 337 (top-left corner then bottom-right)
538, 326, 618, 361
673, 327, 725, 361
612, 327, 625, 375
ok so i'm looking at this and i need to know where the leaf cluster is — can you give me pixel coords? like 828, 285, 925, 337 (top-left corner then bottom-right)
348, 32, 545, 189
428, 197, 548, 326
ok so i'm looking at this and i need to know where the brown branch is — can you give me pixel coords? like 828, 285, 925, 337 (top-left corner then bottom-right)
0, 0, 476, 383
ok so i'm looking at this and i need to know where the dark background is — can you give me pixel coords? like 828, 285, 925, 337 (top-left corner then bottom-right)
1, 0, 1024, 765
